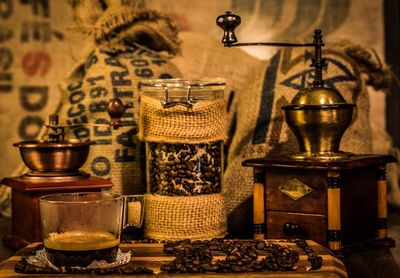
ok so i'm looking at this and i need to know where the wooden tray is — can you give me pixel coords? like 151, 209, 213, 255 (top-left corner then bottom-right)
0, 240, 347, 277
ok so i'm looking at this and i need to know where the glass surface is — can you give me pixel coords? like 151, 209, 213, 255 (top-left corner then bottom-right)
39, 192, 125, 267
140, 78, 225, 102
146, 142, 223, 195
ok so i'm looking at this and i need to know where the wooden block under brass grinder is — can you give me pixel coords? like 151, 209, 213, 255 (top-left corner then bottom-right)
243, 154, 397, 255
1, 176, 112, 250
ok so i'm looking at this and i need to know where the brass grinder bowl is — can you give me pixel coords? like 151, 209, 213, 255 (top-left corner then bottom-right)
282, 87, 356, 160
13, 139, 93, 173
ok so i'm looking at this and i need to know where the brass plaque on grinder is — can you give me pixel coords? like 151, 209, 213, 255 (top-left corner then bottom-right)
279, 178, 313, 200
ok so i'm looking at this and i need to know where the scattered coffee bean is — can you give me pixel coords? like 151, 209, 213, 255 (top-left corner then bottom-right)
148, 142, 223, 195
122, 238, 159, 244
160, 238, 313, 273
295, 239, 323, 270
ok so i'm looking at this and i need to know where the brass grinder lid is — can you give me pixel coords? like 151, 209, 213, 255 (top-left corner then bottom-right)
288, 86, 346, 106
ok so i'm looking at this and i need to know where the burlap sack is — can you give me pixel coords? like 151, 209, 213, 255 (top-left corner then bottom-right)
144, 193, 226, 240
59, 48, 181, 194
223, 45, 388, 237
57, 6, 181, 195
69, 0, 180, 55
0, 185, 11, 218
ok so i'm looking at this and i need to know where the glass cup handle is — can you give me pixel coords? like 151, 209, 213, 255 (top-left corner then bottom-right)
122, 195, 145, 229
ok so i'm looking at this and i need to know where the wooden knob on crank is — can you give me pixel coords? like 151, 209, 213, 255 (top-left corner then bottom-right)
216, 11, 241, 46
107, 98, 125, 129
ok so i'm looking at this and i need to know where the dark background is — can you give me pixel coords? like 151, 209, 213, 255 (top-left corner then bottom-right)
385, 0, 400, 148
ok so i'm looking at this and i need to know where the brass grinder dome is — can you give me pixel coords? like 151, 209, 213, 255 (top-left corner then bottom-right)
282, 86, 355, 160
14, 139, 92, 175
13, 114, 95, 180
13, 101, 125, 180
290, 86, 347, 105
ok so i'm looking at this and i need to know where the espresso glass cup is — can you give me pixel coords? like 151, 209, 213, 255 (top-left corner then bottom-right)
39, 192, 123, 268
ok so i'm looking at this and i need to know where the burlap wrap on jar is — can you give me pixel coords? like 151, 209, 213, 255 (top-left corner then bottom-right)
139, 80, 227, 240
144, 194, 226, 240
139, 95, 226, 144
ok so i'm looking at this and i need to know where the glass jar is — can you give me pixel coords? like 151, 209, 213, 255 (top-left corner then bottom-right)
139, 78, 226, 196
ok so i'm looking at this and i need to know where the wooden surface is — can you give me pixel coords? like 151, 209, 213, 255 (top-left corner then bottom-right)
265, 169, 327, 214
242, 154, 396, 170
0, 241, 347, 277
266, 212, 327, 246
245, 154, 393, 251
339, 170, 378, 246
378, 180, 388, 238
0, 218, 13, 262
1, 176, 113, 192
253, 181, 264, 239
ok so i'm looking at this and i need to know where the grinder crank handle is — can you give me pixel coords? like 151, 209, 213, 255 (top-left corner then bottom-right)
216, 11, 325, 87
45, 98, 126, 130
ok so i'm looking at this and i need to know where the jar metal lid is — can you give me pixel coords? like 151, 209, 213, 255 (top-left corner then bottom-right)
140, 78, 226, 103
140, 78, 226, 88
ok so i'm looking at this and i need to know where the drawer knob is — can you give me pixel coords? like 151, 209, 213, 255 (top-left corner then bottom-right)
283, 222, 301, 236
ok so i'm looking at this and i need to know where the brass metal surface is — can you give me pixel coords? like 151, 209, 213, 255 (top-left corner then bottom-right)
279, 178, 313, 200
14, 139, 93, 174
283, 103, 355, 160
288, 151, 354, 160
21, 171, 90, 181
289, 87, 347, 105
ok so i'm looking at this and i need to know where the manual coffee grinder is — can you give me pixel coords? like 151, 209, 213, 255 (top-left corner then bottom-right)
1, 99, 125, 249
217, 12, 396, 255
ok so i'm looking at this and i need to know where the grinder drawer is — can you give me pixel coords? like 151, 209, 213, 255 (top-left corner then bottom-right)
265, 169, 327, 215
266, 211, 327, 246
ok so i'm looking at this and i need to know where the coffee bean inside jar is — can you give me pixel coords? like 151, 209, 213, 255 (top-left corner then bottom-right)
147, 141, 223, 195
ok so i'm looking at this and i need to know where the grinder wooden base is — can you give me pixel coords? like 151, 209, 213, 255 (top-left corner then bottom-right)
243, 154, 396, 255
1, 175, 112, 250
